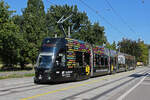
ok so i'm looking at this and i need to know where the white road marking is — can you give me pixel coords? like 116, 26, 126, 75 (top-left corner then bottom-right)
117, 74, 147, 100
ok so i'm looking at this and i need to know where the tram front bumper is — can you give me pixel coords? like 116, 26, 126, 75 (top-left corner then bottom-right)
34, 72, 52, 83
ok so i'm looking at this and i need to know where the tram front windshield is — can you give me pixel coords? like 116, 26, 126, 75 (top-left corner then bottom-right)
38, 55, 52, 68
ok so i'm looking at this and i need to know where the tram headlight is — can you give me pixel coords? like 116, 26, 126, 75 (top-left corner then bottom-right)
48, 76, 51, 80
39, 75, 42, 80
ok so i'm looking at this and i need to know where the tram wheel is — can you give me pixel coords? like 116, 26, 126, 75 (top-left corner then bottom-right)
34, 79, 40, 84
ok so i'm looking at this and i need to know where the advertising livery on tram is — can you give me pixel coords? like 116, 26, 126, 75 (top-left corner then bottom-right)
34, 38, 136, 83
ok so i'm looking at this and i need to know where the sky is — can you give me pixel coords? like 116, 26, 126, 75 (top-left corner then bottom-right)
4, 0, 150, 44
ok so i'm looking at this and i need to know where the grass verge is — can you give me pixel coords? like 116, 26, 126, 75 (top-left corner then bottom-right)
0, 73, 35, 80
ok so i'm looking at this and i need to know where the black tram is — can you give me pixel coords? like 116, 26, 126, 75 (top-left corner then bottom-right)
117, 53, 127, 72
34, 37, 136, 83
109, 50, 118, 73
34, 38, 92, 83
125, 54, 136, 71
92, 46, 110, 76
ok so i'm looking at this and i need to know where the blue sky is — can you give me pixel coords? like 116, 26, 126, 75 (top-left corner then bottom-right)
4, 0, 150, 44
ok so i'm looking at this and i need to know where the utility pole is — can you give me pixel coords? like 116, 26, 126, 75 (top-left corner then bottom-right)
68, 26, 71, 38
148, 48, 150, 65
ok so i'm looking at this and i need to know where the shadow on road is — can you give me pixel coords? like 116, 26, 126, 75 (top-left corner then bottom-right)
129, 73, 149, 78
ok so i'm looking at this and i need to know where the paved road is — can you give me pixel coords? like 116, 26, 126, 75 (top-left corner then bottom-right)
0, 67, 149, 100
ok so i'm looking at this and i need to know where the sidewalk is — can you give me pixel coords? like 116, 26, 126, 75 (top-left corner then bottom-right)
0, 70, 34, 77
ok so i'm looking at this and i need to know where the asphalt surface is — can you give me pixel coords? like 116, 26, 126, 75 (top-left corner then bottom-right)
0, 66, 149, 100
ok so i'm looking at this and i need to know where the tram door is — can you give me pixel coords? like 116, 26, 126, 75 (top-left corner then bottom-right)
110, 57, 116, 73
75, 52, 91, 78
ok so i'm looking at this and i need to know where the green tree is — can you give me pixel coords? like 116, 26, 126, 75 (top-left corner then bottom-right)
46, 5, 107, 45
111, 41, 117, 50
92, 22, 107, 45
105, 41, 116, 50
118, 38, 148, 65
46, 5, 90, 38
105, 42, 111, 49
137, 39, 148, 65
117, 38, 137, 55
21, 0, 48, 65
12, 15, 24, 33
72, 22, 107, 45
0, 0, 24, 67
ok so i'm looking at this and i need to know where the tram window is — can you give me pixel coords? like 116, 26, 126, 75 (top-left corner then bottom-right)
113, 58, 115, 65
38, 56, 52, 68
75, 52, 83, 66
95, 55, 101, 65
55, 53, 66, 67
84, 53, 90, 65
111, 58, 115, 65
127, 60, 129, 64
101, 57, 104, 65
61, 54, 66, 67
95, 55, 99, 65
55, 49, 66, 67
110, 58, 113, 64
114, 58, 116, 65
115, 57, 118, 65
105, 57, 108, 65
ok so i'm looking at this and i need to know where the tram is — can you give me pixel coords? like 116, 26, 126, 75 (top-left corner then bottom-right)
34, 38, 136, 83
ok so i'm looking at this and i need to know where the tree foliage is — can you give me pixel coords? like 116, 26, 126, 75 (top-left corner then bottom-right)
106, 41, 117, 50
137, 39, 148, 64
79, 22, 107, 45
118, 38, 148, 65
20, 0, 48, 66
0, 0, 23, 67
46, 5, 107, 45
46, 5, 90, 37
0, 0, 149, 69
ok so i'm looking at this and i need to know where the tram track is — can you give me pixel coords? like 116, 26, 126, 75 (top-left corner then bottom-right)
0, 67, 148, 97
0, 84, 35, 92
62, 68, 150, 100
0, 81, 33, 91
90, 71, 150, 100
0, 79, 51, 96
0, 68, 143, 93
